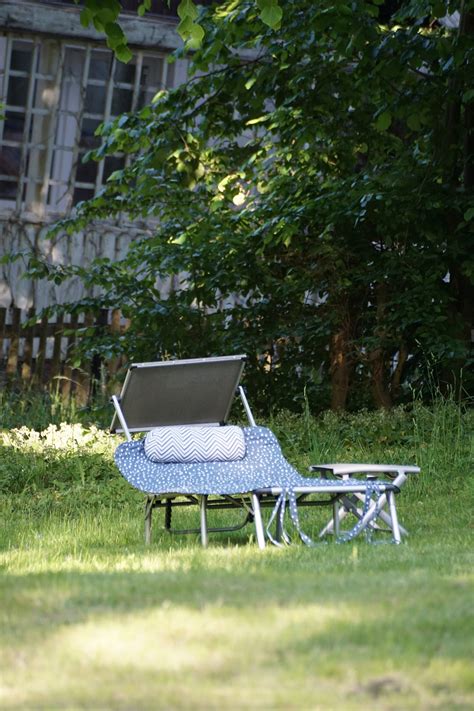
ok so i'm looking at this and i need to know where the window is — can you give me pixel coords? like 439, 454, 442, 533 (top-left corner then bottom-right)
0, 35, 184, 217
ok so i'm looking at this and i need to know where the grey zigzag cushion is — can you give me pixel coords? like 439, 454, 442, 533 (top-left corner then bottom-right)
144, 425, 246, 463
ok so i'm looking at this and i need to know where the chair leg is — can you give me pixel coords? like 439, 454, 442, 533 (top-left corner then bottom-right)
351, 492, 408, 538
319, 501, 348, 538
251, 493, 266, 550
387, 490, 402, 544
144, 496, 154, 545
333, 498, 341, 538
275, 500, 283, 543
199, 495, 208, 548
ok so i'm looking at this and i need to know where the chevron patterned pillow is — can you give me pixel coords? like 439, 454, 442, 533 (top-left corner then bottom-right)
144, 426, 246, 463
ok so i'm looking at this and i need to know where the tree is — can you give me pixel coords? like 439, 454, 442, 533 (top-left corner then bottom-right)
37, 0, 474, 412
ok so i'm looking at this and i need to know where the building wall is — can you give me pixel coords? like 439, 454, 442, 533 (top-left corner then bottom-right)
0, 1, 188, 309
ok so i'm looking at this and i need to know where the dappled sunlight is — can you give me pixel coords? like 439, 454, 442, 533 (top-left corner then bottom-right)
44, 602, 351, 671
1, 588, 472, 709
0, 599, 384, 707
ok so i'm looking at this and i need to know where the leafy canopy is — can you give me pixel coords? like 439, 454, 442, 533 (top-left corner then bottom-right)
39, 0, 474, 411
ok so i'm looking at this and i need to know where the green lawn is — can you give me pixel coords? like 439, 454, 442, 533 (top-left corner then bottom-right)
0, 401, 473, 709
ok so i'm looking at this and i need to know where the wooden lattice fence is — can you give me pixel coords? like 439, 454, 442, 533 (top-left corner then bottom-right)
0, 307, 128, 403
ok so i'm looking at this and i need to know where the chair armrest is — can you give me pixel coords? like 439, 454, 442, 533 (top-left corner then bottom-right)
309, 463, 420, 477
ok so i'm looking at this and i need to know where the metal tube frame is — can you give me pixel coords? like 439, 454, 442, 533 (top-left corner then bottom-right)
317, 469, 411, 541
113, 378, 411, 548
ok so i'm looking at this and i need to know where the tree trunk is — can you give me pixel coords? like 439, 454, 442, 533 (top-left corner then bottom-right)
368, 347, 393, 409
367, 282, 394, 408
442, 5, 474, 392
330, 327, 353, 410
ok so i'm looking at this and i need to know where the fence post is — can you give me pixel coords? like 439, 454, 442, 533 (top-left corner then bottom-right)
6, 307, 21, 377
74, 312, 94, 406
50, 312, 64, 387
0, 307, 6, 369
61, 313, 78, 403
21, 307, 35, 382
33, 313, 49, 385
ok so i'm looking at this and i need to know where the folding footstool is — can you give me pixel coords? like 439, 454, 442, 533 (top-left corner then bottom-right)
111, 355, 418, 548
310, 464, 420, 540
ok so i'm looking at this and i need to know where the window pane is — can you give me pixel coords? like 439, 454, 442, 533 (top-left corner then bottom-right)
103, 155, 125, 181
0, 180, 18, 199
76, 153, 98, 184
0, 146, 21, 177
111, 87, 133, 116
7, 76, 29, 107
89, 52, 111, 80
63, 47, 85, 84
141, 56, 164, 88
115, 62, 136, 84
10, 46, 32, 72
79, 118, 102, 149
165, 60, 175, 88
137, 88, 156, 108
73, 186, 94, 204
3, 111, 25, 142
85, 85, 106, 114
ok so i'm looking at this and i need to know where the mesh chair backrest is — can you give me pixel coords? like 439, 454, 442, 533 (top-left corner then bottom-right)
110, 355, 246, 433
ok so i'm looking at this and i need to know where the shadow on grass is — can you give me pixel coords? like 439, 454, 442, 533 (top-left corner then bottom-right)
1, 554, 473, 709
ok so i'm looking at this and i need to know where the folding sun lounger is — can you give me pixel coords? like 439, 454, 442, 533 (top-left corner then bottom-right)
111, 355, 419, 548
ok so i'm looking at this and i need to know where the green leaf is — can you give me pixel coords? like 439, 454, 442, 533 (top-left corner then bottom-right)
257, 0, 283, 29
246, 115, 269, 125
177, 12, 205, 49
114, 44, 133, 63
106, 170, 124, 182
177, 0, 198, 21
431, 1, 446, 18
97, 7, 118, 25
375, 111, 392, 131
152, 89, 167, 104
464, 207, 474, 222
186, 23, 205, 50
93, 16, 105, 32
407, 113, 421, 131
104, 22, 125, 44
80, 7, 93, 27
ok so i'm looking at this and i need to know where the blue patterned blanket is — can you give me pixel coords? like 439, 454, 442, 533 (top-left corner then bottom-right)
114, 426, 386, 544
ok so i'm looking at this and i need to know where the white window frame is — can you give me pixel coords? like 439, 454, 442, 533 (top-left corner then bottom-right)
0, 33, 182, 220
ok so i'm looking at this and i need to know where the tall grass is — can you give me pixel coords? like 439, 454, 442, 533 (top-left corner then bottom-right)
0, 385, 111, 431
0, 387, 472, 506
